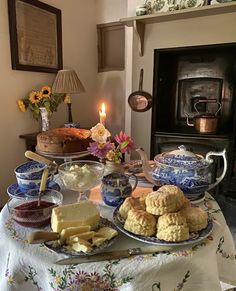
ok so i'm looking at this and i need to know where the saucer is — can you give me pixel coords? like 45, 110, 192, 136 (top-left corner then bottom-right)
7, 181, 61, 199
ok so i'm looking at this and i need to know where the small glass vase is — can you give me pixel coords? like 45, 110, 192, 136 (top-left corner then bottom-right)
39, 107, 50, 132
104, 160, 125, 176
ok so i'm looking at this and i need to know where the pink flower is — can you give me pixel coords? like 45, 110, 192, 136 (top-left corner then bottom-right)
115, 131, 136, 154
88, 141, 115, 159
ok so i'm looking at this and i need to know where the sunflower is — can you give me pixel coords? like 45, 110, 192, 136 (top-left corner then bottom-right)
17, 99, 26, 112
29, 91, 42, 104
41, 86, 51, 98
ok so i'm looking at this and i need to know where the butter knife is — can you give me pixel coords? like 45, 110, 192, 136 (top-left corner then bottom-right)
55, 246, 168, 265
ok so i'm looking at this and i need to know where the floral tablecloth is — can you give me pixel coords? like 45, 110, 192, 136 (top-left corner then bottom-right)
0, 190, 236, 291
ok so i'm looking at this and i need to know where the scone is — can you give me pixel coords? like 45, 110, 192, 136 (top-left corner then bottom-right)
119, 197, 146, 219
146, 185, 185, 215
157, 212, 187, 229
124, 209, 156, 237
138, 192, 149, 209
181, 206, 208, 232
156, 212, 189, 242
157, 225, 189, 242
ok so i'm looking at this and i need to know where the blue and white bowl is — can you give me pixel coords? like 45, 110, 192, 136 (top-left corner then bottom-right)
64, 122, 80, 128
16, 175, 52, 192
15, 161, 47, 180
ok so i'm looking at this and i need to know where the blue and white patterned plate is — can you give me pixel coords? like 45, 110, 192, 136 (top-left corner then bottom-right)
44, 217, 118, 256
113, 206, 213, 247
7, 181, 61, 199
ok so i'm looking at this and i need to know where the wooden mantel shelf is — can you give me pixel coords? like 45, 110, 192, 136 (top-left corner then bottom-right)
120, 2, 236, 56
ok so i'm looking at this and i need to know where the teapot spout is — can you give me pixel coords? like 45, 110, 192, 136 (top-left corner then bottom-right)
136, 148, 156, 185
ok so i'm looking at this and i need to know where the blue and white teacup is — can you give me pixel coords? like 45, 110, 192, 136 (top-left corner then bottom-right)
16, 175, 52, 192
15, 161, 47, 180
101, 172, 138, 207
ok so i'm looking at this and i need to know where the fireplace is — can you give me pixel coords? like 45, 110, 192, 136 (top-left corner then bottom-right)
151, 43, 236, 196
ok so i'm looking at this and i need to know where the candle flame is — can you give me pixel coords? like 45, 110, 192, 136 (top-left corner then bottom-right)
101, 102, 106, 114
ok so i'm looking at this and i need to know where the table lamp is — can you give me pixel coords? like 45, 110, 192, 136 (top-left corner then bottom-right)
52, 69, 85, 124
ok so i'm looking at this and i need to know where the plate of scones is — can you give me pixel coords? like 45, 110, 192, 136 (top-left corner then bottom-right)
113, 185, 213, 246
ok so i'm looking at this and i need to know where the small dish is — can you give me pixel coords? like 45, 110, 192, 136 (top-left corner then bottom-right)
7, 189, 63, 228
7, 181, 61, 199
44, 217, 118, 257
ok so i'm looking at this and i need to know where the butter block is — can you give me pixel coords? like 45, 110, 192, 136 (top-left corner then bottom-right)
66, 231, 95, 245
59, 226, 91, 245
97, 227, 118, 240
51, 201, 100, 232
92, 235, 107, 247
72, 239, 93, 253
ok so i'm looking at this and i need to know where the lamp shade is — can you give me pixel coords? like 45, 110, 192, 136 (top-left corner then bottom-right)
52, 69, 85, 94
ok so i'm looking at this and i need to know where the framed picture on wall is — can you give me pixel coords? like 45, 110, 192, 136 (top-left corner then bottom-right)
8, 0, 63, 73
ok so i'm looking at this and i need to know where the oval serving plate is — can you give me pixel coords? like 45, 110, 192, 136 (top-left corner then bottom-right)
113, 206, 213, 247
44, 217, 118, 256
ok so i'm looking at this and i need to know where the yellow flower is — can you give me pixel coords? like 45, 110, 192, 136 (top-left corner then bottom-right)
106, 150, 115, 161
90, 123, 111, 143
54, 275, 61, 284
7, 275, 15, 285
29, 91, 42, 104
41, 86, 51, 98
64, 94, 71, 104
81, 283, 93, 291
17, 100, 26, 112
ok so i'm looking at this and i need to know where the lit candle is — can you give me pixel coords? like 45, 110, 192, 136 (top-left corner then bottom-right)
99, 102, 106, 126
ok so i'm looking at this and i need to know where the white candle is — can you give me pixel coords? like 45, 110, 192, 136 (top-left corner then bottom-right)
99, 102, 106, 126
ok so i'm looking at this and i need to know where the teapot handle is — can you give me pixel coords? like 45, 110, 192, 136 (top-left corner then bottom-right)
185, 113, 194, 127
206, 149, 227, 191
128, 174, 138, 193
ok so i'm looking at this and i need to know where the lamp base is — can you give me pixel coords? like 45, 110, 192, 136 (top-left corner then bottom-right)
67, 103, 73, 123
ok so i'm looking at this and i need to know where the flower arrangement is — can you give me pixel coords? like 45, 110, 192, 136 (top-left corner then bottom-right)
17, 86, 65, 120
88, 123, 135, 163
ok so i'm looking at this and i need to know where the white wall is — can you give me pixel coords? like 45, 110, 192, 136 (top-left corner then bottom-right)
95, 0, 127, 136
0, 0, 97, 206
126, 4, 236, 158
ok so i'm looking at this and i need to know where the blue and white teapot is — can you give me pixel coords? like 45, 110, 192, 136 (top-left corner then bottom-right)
137, 145, 227, 196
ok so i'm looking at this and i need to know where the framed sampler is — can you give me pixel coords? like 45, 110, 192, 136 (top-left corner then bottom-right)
8, 0, 63, 73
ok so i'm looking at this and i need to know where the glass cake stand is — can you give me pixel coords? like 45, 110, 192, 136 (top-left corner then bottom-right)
36, 149, 90, 163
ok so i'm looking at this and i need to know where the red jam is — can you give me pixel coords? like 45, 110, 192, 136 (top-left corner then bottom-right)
13, 201, 56, 228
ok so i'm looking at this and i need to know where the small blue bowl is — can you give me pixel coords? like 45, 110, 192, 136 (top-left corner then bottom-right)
64, 122, 80, 128
15, 161, 47, 180
16, 175, 52, 192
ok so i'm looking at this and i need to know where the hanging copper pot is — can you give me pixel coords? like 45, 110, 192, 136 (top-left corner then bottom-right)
186, 99, 221, 134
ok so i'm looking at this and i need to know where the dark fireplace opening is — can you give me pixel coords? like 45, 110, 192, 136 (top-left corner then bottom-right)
151, 43, 236, 198
152, 43, 236, 135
